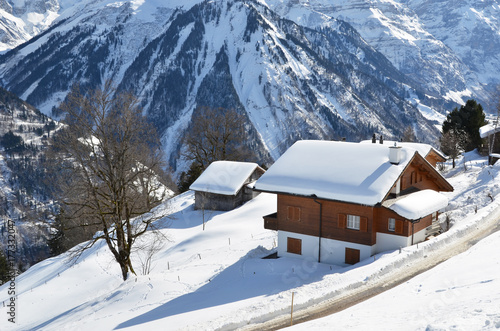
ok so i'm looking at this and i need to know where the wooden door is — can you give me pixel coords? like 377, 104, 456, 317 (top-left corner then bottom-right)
345, 247, 360, 264
287, 237, 302, 255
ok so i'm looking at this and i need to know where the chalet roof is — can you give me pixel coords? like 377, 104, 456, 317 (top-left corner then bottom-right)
254, 140, 452, 206
190, 161, 263, 196
360, 140, 446, 161
383, 189, 448, 220
255, 141, 413, 205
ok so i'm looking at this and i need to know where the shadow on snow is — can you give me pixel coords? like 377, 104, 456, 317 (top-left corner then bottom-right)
114, 247, 338, 329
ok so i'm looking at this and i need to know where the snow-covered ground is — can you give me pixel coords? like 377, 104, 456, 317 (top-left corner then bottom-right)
1, 150, 500, 330
288, 229, 500, 330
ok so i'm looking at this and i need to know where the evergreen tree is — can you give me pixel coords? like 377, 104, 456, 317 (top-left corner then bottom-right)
442, 99, 487, 152
177, 162, 203, 193
0, 251, 11, 285
47, 210, 67, 256
0, 131, 25, 154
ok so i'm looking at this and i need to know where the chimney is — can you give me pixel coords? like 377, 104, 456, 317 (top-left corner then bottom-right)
379, 135, 383, 144
389, 142, 402, 164
372, 134, 376, 143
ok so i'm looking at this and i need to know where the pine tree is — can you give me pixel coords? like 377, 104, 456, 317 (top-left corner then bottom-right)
442, 99, 487, 152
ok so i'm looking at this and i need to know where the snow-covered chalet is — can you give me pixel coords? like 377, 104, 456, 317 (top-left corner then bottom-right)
190, 161, 265, 211
254, 140, 453, 265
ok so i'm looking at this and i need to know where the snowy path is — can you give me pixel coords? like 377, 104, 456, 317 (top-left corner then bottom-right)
242, 204, 500, 330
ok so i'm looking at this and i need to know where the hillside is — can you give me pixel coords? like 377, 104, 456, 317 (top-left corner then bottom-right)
0, 86, 59, 269
0, 150, 499, 330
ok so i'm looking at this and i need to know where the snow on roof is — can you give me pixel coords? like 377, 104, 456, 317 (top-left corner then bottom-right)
386, 189, 448, 220
360, 140, 444, 160
189, 161, 262, 196
479, 123, 500, 138
254, 140, 417, 205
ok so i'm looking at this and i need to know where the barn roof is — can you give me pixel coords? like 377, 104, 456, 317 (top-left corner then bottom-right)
190, 161, 263, 196
254, 140, 451, 206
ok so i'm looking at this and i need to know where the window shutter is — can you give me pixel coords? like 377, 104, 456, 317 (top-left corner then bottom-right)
338, 214, 346, 228
287, 206, 301, 221
395, 219, 404, 234
360, 217, 368, 232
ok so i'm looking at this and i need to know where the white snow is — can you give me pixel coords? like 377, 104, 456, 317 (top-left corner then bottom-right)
288, 226, 500, 330
254, 140, 419, 205
387, 189, 448, 220
360, 139, 444, 160
0, 150, 500, 330
189, 161, 263, 196
480, 123, 500, 139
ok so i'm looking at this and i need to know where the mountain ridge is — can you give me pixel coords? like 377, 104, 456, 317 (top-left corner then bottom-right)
1, 0, 498, 171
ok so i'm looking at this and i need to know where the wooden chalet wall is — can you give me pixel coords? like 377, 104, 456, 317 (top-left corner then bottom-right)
374, 207, 433, 237
272, 194, 435, 247
425, 151, 444, 167
399, 162, 441, 192
276, 195, 376, 246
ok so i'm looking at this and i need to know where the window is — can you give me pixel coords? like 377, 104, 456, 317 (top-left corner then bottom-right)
347, 215, 360, 230
287, 206, 301, 222
388, 218, 396, 232
287, 237, 302, 255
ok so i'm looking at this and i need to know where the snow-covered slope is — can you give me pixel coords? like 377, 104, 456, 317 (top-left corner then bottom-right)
1, 150, 499, 330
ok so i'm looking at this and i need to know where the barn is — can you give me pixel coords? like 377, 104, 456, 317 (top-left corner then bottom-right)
190, 161, 265, 211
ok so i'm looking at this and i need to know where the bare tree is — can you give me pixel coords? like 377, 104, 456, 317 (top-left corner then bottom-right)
183, 107, 253, 170
50, 81, 170, 281
402, 125, 416, 142
440, 129, 466, 168
134, 231, 167, 275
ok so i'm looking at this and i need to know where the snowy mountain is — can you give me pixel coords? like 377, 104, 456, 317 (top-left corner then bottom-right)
0, 0, 61, 52
263, 0, 500, 109
0, 0, 445, 170
1, 0, 500, 170
0, 150, 499, 330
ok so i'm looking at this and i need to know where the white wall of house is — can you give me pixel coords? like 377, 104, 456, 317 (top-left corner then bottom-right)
375, 228, 427, 254
277, 231, 320, 261
277, 230, 374, 265
320, 238, 374, 265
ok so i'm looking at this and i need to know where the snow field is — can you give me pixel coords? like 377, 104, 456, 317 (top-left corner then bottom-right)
0, 151, 499, 330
